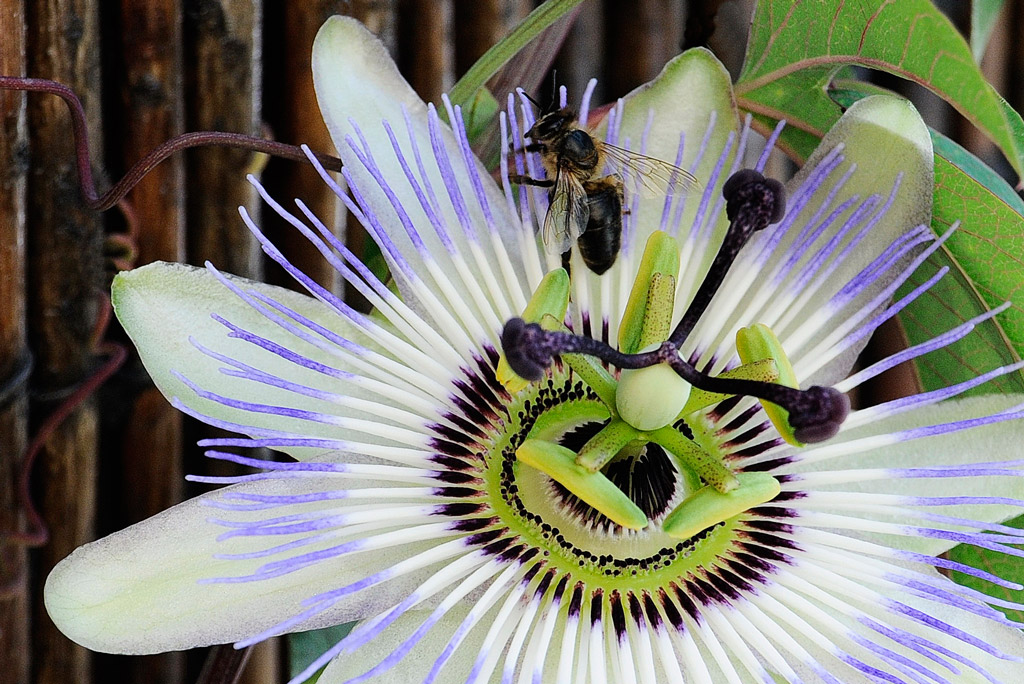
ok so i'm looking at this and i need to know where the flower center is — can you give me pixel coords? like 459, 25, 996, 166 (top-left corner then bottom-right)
430, 169, 848, 589
493, 169, 850, 537
480, 361, 739, 585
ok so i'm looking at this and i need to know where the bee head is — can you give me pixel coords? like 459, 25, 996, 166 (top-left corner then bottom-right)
525, 107, 576, 142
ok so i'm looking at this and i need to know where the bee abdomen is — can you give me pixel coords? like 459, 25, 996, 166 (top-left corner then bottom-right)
578, 183, 623, 275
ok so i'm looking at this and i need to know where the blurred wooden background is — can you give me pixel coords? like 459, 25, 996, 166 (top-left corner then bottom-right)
0, 1, 1017, 683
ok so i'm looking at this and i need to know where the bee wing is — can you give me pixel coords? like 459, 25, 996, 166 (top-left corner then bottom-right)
542, 171, 590, 252
600, 142, 701, 199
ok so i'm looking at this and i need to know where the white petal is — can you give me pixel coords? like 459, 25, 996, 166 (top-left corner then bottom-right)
577, 48, 740, 339
691, 95, 934, 386
765, 557, 1024, 684
603, 48, 739, 256
317, 603, 484, 684
44, 475, 460, 654
882, 565, 1024, 684
114, 262, 444, 463
770, 560, 1024, 683
790, 393, 1024, 555
312, 16, 527, 336
783, 95, 932, 384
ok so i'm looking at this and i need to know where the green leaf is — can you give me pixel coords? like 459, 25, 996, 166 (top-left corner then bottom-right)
462, 86, 500, 146
922, 131, 1024, 388
947, 513, 1024, 624
736, 0, 1024, 180
447, 0, 587, 112
288, 622, 356, 681
971, 0, 1005, 64
897, 242, 1024, 398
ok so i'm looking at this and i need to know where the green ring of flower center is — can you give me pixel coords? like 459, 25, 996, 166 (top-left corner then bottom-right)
482, 365, 738, 593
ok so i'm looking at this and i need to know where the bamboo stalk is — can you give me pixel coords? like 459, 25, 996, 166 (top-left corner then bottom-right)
263, 2, 394, 299
114, 2, 186, 683
25, 2, 104, 682
262, 1, 346, 294
118, 0, 186, 266
239, 640, 280, 684
603, 0, 685, 99
30, 405, 99, 684
184, 0, 263, 278
0, 3, 30, 683
397, 0, 453, 104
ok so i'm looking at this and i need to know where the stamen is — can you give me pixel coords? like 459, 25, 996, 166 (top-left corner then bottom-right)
668, 169, 786, 347
618, 231, 681, 355
736, 323, 801, 445
574, 419, 641, 472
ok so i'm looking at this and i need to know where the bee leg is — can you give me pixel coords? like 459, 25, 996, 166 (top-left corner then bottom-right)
508, 174, 555, 188
506, 142, 546, 154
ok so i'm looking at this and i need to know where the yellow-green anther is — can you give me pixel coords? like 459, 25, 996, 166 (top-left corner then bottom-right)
662, 472, 781, 539
616, 349, 692, 432
516, 439, 648, 530
636, 273, 676, 351
575, 419, 641, 472
736, 323, 803, 446
541, 314, 619, 408
649, 425, 739, 493
618, 231, 680, 354
497, 269, 571, 392
522, 269, 571, 322
678, 358, 779, 416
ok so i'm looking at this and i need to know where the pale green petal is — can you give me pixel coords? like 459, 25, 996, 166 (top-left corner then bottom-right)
114, 262, 434, 462
44, 477, 438, 654
601, 47, 739, 257
784, 95, 933, 386
794, 394, 1024, 555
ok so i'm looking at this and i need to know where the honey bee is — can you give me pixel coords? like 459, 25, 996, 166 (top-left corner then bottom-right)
511, 105, 700, 274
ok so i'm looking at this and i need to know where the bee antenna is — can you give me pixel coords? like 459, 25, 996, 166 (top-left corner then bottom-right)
550, 70, 558, 108
521, 90, 544, 111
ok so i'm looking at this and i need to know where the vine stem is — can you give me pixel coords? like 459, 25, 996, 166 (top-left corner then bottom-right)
0, 76, 343, 212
